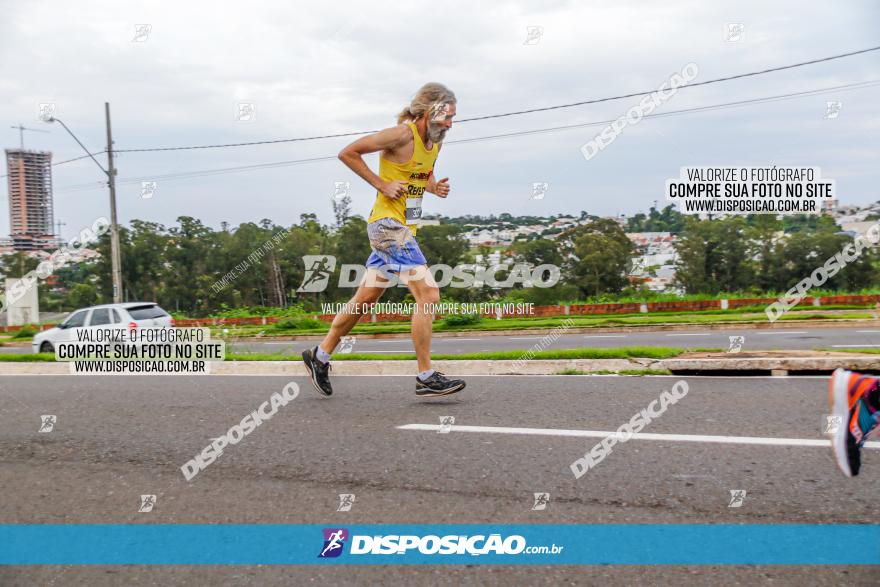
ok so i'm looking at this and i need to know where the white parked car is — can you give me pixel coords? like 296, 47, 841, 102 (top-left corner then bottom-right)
32, 302, 173, 353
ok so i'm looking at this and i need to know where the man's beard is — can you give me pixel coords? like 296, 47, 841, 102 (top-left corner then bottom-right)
427, 123, 447, 143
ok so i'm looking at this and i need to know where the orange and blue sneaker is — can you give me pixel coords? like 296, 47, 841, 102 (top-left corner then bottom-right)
828, 369, 880, 477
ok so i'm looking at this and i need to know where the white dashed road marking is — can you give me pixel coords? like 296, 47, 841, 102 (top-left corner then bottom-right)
756, 331, 808, 335
398, 423, 880, 449
831, 345, 880, 348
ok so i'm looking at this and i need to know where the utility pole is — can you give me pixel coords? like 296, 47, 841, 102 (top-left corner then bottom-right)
104, 103, 123, 303
47, 105, 124, 303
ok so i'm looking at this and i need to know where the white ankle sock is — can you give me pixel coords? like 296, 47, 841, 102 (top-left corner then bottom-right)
316, 347, 332, 364
417, 369, 435, 381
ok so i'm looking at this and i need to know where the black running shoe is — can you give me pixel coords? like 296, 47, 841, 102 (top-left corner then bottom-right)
415, 371, 466, 397
302, 346, 333, 396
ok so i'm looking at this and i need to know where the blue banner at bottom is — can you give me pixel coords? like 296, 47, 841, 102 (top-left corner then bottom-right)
0, 524, 877, 565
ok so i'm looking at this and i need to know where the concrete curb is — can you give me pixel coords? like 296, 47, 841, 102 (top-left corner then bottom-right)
658, 355, 880, 375
1, 354, 877, 376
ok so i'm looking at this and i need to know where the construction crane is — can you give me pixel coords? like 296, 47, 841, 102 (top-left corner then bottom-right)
10, 124, 50, 149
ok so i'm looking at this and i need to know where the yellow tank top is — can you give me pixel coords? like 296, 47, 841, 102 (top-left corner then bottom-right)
367, 122, 439, 236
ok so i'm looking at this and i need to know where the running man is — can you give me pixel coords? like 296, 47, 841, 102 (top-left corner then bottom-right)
828, 369, 880, 476
302, 83, 466, 398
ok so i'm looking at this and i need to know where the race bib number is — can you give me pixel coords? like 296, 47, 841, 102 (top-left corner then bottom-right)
405, 197, 423, 221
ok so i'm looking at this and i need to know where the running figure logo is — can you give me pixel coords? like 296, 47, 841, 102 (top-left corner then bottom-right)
430, 102, 451, 123
823, 415, 842, 434
337, 494, 355, 512
138, 494, 156, 512
318, 528, 349, 558
297, 255, 337, 293
235, 103, 256, 122
728, 489, 747, 508
532, 492, 550, 510
132, 24, 152, 42
141, 181, 157, 199
39, 415, 56, 433
824, 101, 842, 119
726, 23, 744, 42
338, 336, 356, 354
438, 416, 455, 434
727, 336, 745, 353
332, 181, 350, 200
38, 103, 56, 123
531, 182, 549, 200
523, 26, 544, 45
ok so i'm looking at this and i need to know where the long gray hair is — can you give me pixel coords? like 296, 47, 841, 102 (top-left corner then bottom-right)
396, 82, 457, 124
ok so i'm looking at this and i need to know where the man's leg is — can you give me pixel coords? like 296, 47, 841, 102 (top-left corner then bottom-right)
302, 269, 389, 396
403, 266, 466, 397
404, 266, 440, 372
320, 269, 389, 355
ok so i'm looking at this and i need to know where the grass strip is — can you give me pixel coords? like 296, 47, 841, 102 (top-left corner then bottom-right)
823, 348, 880, 355
213, 311, 874, 338
224, 346, 718, 362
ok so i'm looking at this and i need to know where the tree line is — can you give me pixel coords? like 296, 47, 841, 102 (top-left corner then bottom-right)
2, 209, 875, 317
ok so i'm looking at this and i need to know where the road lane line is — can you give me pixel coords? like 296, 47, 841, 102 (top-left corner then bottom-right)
831, 345, 880, 348
397, 423, 880, 449
755, 331, 808, 335
664, 333, 710, 337
856, 330, 880, 333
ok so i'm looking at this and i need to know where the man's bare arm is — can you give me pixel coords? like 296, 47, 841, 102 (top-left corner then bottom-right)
338, 126, 411, 199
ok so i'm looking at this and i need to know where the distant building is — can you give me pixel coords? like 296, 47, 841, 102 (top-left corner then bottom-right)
840, 221, 879, 245
626, 232, 679, 291
4, 149, 58, 251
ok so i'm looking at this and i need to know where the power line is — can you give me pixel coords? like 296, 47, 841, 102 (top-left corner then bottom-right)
54, 78, 880, 193
108, 46, 880, 154
457, 45, 880, 122
450, 79, 880, 144
54, 152, 105, 167
0, 151, 105, 180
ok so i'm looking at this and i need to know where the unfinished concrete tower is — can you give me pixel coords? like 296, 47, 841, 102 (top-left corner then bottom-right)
4, 149, 55, 251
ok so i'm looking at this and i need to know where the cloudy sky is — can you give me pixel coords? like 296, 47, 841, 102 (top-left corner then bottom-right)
1, 0, 878, 239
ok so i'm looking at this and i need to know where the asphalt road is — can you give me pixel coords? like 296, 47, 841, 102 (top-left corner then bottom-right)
231, 325, 879, 355
1, 374, 877, 585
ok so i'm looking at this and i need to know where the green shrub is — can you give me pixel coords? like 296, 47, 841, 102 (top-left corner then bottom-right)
12, 325, 39, 339
212, 304, 306, 318
272, 316, 324, 331
441, 313, 483, 328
